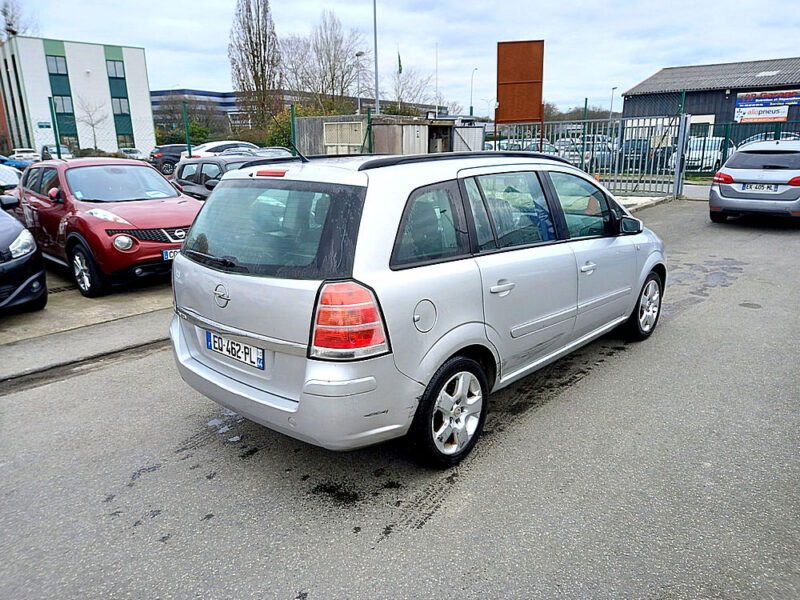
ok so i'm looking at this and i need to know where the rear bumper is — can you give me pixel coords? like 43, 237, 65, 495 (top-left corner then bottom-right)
709, 186, 800, 217
170, 314, 425, 450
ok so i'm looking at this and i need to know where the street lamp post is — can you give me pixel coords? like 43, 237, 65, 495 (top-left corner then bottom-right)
608, 86, 618, 120
469, 67, 478, 116
372, 0, 380, 114
355, 51, 365, 115
482, 97, 495, 120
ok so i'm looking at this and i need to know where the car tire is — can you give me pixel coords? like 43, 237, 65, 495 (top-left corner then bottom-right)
409, 356, 489, 468
709, 210, 727, 223
27, 291, 48, 311
160, 161, 175, 175
625, 271, 663, 341
69, 244, 110, 298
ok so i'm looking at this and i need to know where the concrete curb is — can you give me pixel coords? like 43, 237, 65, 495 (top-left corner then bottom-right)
626, 196, 672, 214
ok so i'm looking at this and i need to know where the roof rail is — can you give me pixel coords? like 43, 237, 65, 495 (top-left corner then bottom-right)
237, 153, 386, 170
357, 151, 571, 171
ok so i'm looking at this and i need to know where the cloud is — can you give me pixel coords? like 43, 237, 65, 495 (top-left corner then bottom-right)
33, 0, 800, 115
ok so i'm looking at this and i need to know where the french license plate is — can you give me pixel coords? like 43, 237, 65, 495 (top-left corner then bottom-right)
162, 249, 180, 260
743, 183, 779, 192
206, 331, 264, 370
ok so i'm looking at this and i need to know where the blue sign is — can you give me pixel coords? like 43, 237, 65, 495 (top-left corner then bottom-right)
37, 121, 51, 129
736, 90, 800, 108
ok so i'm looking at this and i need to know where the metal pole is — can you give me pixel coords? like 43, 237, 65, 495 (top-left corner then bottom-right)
580, 97, 588, 170
372, 0, 380, 115
290, 105, 297, 156
367, 108, 373, 153
540, 104, 544, 151
355, 51, 364, 115
435, 43, 438, 117
470, 67, 477, 116
608, 86, 617, 120
182, 101, 192, 158
48, 97, 62, 158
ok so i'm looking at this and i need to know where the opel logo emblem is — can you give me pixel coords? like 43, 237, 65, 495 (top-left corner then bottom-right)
213, 283, 230, 308
174, 229, 186, 239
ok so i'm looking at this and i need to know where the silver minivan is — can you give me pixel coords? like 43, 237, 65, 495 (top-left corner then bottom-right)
170, 153, 667, 466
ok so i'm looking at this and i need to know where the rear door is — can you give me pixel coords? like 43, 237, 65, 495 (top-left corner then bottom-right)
18, 167, 43, 243
463, 168, 578, 380
174, 176, 367, 400
545, 170, 637, 339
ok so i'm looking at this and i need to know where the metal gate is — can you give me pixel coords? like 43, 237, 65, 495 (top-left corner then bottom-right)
491, 115, 691, 198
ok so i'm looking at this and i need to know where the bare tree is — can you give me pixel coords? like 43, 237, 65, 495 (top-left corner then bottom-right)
228, 0, 282, 129
75, 97, 108, 150
445, 100, 463, 116
391, 67, 432, 111
1, 0, 38, 40
281, 11, 367, 114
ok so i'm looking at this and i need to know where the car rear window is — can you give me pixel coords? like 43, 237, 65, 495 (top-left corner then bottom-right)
182, 179, 366, 280
726, 150, 800, 170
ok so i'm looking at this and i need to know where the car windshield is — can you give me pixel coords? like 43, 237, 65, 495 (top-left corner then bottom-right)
183, 178, 366, 279
725, 150, 800, 170
66, 165, 178, 202
46, 146, 70, 152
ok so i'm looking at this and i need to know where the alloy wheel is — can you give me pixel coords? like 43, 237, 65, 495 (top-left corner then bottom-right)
638, 279, 660, 333
73, 252, 91, 293
431, 371, 483, 455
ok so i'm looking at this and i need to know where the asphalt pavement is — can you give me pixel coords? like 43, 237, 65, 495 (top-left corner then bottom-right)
1, 200, 798, 599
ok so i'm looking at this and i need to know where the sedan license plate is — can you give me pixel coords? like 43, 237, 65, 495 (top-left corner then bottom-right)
162, 248, 180, 260
206, 331, 264, 370
743, 183, 779, 193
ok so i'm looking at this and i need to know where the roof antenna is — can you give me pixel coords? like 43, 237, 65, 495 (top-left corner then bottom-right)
270, 111, 309, 162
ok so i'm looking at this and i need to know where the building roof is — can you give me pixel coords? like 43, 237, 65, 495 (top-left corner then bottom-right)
623, 57, 800, 96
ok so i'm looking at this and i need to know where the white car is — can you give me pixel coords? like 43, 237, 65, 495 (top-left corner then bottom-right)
179, 140, 258, 160
119, 148, 145, 160
10, 148, 40, 161
0, 163, 21, 191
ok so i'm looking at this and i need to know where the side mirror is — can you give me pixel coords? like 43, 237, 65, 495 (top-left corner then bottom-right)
172, 182, 183, 193
0, 194, 20, 210
204, 179, 219, 191
619, 216, 643, 235
48, 187, 62, 202
1, 183, 16, 192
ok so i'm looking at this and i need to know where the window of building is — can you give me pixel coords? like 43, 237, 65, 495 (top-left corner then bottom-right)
549, 172, 612, 238
106, 60, 125, 78
476, 171, 556, 248
53, 96, 73, 114
60, 135, 79, 151
116, 134, 134, 149
46, 55, 68, 75
391, 181, 468, 267
111, 98, 130, 115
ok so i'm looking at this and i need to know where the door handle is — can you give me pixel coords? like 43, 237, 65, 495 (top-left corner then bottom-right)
580, 262, 597, 274
490, 281, 516, 294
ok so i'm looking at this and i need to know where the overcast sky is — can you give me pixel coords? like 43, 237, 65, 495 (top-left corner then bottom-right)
33, 0, 800, 116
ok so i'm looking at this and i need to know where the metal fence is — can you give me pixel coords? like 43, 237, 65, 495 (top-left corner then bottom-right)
491, 115, 690, 197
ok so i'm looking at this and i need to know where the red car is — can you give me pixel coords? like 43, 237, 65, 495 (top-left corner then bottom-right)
13, 158, 202, 297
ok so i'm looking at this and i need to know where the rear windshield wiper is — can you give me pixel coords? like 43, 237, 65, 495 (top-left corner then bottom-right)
184, 249, 248, 272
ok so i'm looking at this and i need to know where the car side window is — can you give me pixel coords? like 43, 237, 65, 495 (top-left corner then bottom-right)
392, 181, 468, 267
200, 162, 222, 183
23, 168, 41, 192
39, 168, 60, 196
476, 171, 556, 248
179, 163, 198, 183
463, 177, 496, 251
549, 171, 613, 238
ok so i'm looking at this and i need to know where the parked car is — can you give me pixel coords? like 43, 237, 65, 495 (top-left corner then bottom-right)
171, 152, 667, 466
0, 164, 22, 191
618, 139, 651, 168
10, 148, 40, 162
0, 154, 34, 170
173, 155, 264, 200
522, 141, 560, 156
218, 146, 292, 158
148, 144, 187, 176
119, 148, 145, 160
709, 139, 800, 222
13, 158, 202, 297
738, 131, 800, 148
683, 136, 736, 172
41, 145, 74, 160
179, 140, 258, 160
0, 194, 47, 311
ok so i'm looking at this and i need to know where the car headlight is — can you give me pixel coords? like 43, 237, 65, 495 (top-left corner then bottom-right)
87, 208, 131, 224
9, 228, 35, 258
113, 234, 134, 251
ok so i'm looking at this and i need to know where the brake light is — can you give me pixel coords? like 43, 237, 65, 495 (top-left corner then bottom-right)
788, 176, 800, 186
191, 155, 200, 158
256, 169, 287, 177
154, 153, 163, 158
310, 281, 389, 360
713, 172, 734, 184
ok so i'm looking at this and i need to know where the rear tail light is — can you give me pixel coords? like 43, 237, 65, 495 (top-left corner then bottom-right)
712, 172, 734, 184
788, 176, 800, 186
154, 153, 163, 158
191, 155, 200, 158
310, 281, 389, 360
